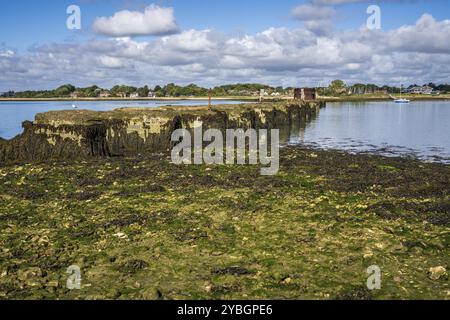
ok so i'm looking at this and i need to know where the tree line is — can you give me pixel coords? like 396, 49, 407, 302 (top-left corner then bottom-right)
319, 80, 449, 96
1, 83, 293, 98
2, 81, 448, 98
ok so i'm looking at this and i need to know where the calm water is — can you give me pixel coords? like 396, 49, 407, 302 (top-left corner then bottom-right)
288, 101, 450, 163
0, 100, 449, 163
0, 100, 245, 139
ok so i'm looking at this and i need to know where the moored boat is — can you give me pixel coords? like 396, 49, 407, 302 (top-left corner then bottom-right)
395, 98, 410, 104
393, 85, 410, 104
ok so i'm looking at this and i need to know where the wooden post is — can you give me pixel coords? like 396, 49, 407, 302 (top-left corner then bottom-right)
208, 89, 212, 110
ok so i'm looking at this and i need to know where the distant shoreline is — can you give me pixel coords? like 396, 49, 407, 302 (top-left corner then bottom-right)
0, 94, 449, 103
320, 94, 450, 102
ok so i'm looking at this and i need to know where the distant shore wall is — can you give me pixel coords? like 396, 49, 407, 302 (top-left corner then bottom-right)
0, 101, 324, 163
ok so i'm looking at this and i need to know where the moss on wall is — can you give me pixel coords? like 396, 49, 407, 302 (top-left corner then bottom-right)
0, 101, 324, 163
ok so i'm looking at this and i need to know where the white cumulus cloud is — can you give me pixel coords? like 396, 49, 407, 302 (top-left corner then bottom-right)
99, 56, 125, 68
93, 4, 179, 37
2, 14, 450, 91
0, 50, 14, 58
386, 14, 450, 54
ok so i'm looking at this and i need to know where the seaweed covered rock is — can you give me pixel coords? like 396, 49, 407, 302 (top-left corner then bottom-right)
0, 101, 324, 163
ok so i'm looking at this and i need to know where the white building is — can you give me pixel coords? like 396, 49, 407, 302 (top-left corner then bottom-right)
70, 91, 81, 99
99, 91, 111, 98
407, 86, 433, 95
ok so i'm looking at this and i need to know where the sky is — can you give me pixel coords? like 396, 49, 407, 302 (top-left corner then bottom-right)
1, 0, 450, 91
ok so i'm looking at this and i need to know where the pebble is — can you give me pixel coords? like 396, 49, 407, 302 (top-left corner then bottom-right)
113, 232, 128, 240
46, 280, 59, 288
18, 267, 43, 281
282, 277, 292, 284
142, 288, 162, 300
428, 266, 447, 280
204, 283, 214, 293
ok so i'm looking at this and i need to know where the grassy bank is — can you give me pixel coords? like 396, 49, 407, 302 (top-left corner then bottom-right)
0, 147, 448, 300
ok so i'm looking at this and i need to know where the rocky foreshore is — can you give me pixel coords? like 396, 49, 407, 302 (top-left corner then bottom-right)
0, 146, 448, 299
0, 100, 448, 300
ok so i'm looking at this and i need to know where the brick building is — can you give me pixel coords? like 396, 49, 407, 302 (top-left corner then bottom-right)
294, 88, 317, 100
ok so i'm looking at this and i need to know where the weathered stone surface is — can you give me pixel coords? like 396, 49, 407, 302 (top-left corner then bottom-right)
0, 101, 323, 163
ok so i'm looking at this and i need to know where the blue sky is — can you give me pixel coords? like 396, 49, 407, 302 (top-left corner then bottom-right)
1, 0, 450, 90
2, 0, 448, 52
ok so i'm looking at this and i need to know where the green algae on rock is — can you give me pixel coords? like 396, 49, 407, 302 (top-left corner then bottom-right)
0, 146, 448, 300
0, 101, 323, 163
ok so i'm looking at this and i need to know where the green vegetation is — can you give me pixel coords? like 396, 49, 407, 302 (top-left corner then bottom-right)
155, 83, 209, 97
0, 147, 448, 300
318, 80, 450, 97
2, 83, 291, 99
2, 81, 449, 99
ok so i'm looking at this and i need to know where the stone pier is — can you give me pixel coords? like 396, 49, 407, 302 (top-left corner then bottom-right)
0, 101, 324, 163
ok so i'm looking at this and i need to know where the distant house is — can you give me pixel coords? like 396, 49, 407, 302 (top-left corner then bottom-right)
116, 92, 128, 98
260, 90, 269, 97
407, 85, 433, 95
130, 92, 139, 99
294, 88, 317, 100
70, 91, 81, 99
99, 91, 111, 98
271, 92, 281, 96
148, 91, 156, 98
232, 90, 255, 96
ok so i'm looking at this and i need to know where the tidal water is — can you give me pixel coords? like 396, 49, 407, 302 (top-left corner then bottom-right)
0, 99, 449, 163
287, 101, 450, 163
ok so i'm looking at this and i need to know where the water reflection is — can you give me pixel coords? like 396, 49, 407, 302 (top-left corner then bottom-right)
1, 100, 448, 163
282, 101, 450, 163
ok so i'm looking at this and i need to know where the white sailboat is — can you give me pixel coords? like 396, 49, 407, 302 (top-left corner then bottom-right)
394, 85, 410, 104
